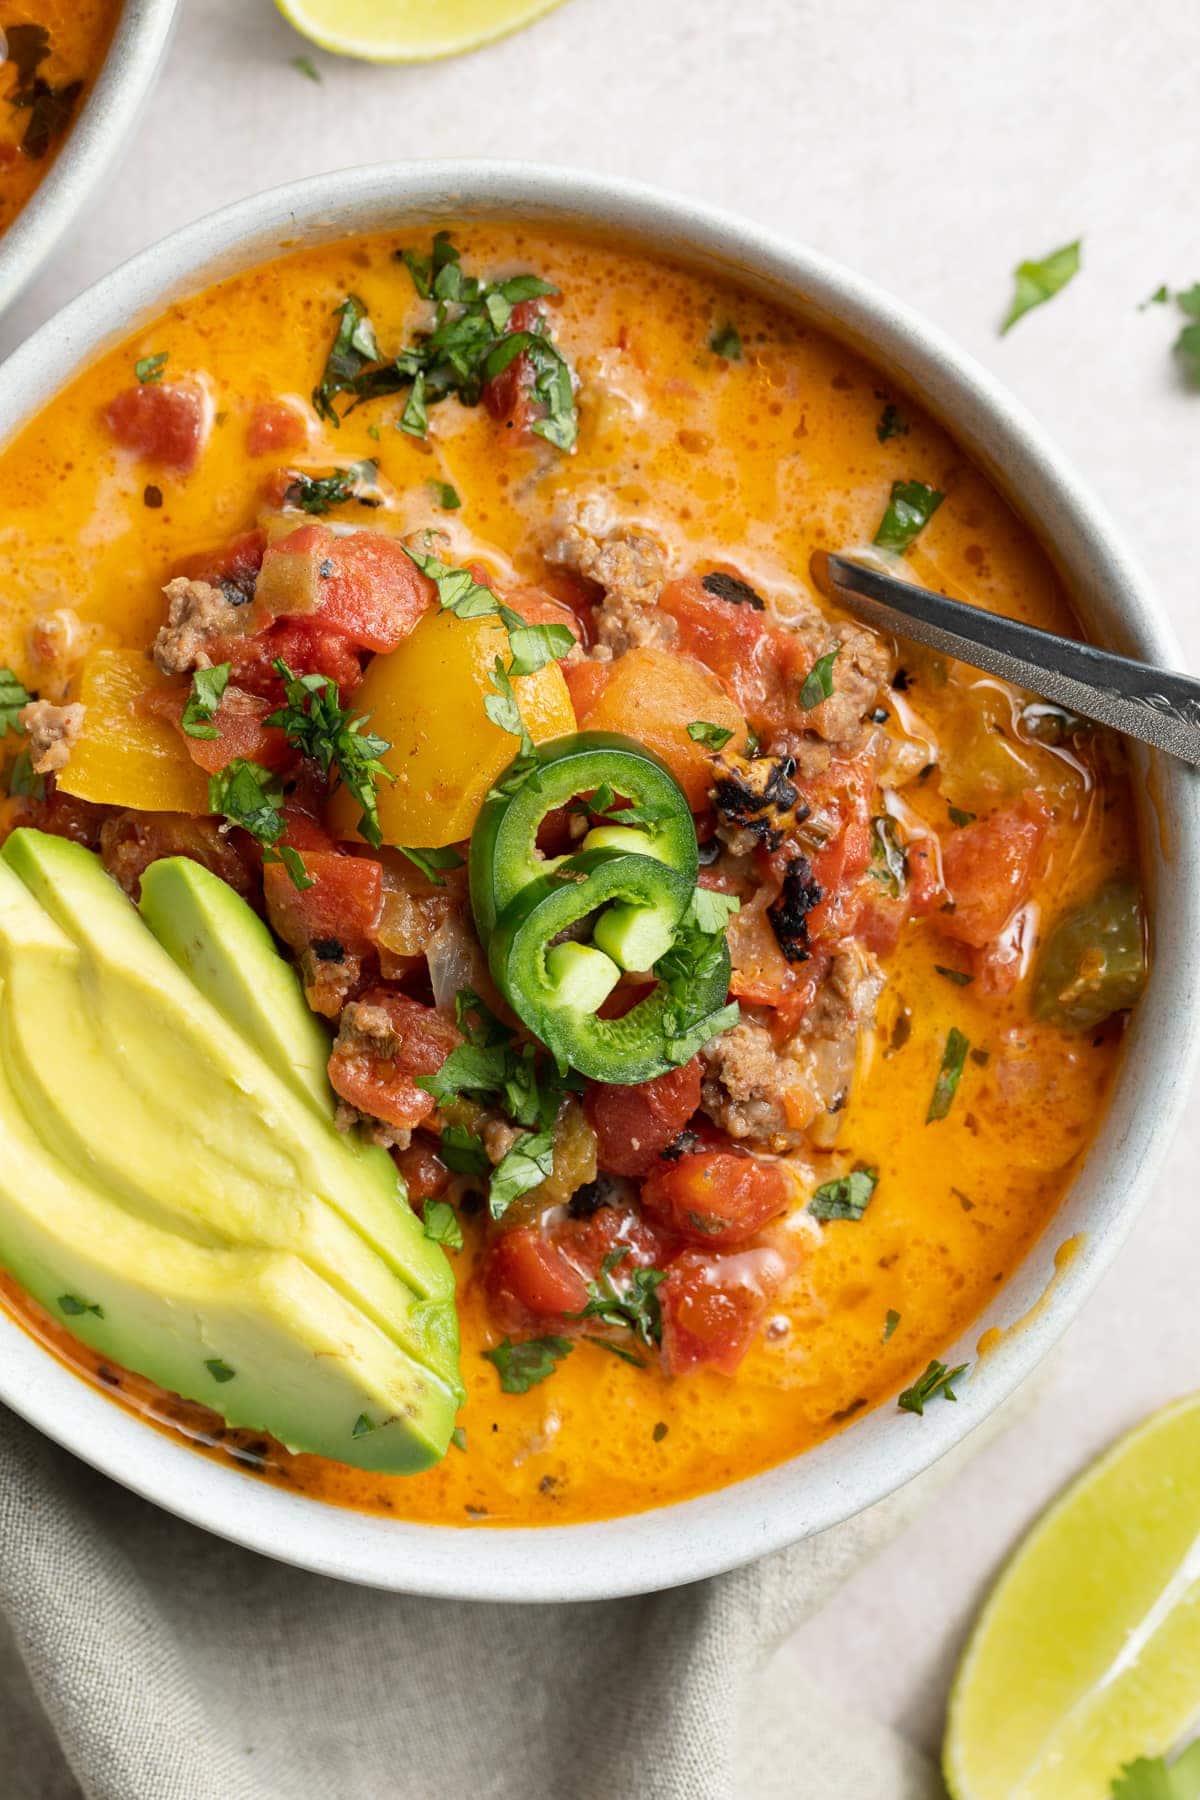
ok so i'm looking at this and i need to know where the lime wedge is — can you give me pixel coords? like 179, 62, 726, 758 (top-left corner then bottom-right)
275, 0, 567, 62
945, 1394, 1200, 1799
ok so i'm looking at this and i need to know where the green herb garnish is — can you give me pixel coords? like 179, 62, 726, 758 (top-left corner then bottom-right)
687, 720, 735, 751
809, 1167, 879, 1222
710, 322, 742, 360
180, 662, 230, 740
1173, 284, 1200, 387
935, 965, 973, 987
58, 1294, 103, 1318
395, 844, 464, 886
876, 403, 909, 442
422, 1198, 463, 1252
351, 1413, 376, 1438
206, 759, 313, 892
428, 480, 461, 510
927, 1027, 970, 1123
883, 1309, 901, 1342
898, 1358, 968, 1415
437, 1123, 490, 1179
870, 816, 907, 897
0, 668, 32, 737
312, 295, 384, 425
488, 1128, 556, 1220
282, 460, 381, 515
204, 1358, 236, 1383
450, 1425, 467, 1452
291, 54, 321, 82
947, 804, 976, 827
800, 649, 839, 711
135, 352, 168, 385
568, 1248, 667, 1348
1111, 1740, 1200, 1799
484, 1335, 573, 1394
1000, 240, 1082, 334
265, 659, 394, 849
873, 480, 944, 553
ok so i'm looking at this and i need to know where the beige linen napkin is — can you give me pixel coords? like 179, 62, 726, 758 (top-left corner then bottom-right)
0, 1404, 957, 1800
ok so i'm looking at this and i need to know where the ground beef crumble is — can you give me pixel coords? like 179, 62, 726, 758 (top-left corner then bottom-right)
541, 494, 673, 659
153, 577, 245, 676
18, 699, 86, 775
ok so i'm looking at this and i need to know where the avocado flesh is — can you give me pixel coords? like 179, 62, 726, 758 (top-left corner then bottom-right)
0, 1037, 454, 1470
138, 856, 335, 1117
0, 834, 461, 1409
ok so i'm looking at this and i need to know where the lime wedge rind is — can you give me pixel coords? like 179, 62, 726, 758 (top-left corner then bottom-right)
945, 1394, 1200, 1800
275, 0, 567, 65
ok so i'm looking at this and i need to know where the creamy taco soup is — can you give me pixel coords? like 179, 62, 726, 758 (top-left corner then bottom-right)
0, 224, 1145, 1527
0, 3, 121, 237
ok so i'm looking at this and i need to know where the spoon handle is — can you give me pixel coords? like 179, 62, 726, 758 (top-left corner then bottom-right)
815, 552, 1200, 767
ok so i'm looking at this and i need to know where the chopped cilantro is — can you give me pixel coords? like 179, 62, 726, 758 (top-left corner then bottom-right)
281, 460, 381, 514
265, 660, 394, 849
882, 1309, 901, 1342
927, 1026, 970, 1122
312, 295, 384, 425
935, 965, 973, 987
0, 668, 32, 736
484, 1335, 573, 1394
687, 720, 735, 751
870, 816, 907, 897
7, 750, 43, 800
898, 1358, 968, 1415
809, 1167, 879, 1222
395, 843, 464, 886
1139, 284, 1170, 310
291, 54, 321, 82
1174, 283, 1200, 386
438, 1123, 490, 1179
568, 1248, 667, 1348
135, 352, 168, 385
947, 804, 976, 827
417, 996, 573, 1136
180, 662, 230, 740
1111, 1740, 1200, 1798
351, 1413, 376, 1438
204, 1358, 236, 1383
450, 1425, 467, 1452
488, 1128, 556, 1220
206, 759, 313, 892
428, 479, 461, 510
873, 480, 944, 553
58, 1294, 103, 1318
800, 649, 839, 711
585, 1334, 646, 1368
1000, 240, 1082, 334
876, 402, 909, 442
398, 369, 429, 438
422, 1198, 463, 1252
710, 322, 743, 360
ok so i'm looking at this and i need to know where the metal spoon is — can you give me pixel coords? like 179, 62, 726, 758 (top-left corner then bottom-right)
810, 551, 1200, 767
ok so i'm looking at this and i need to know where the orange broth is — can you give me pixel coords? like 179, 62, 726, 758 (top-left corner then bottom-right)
0, 3, 122, 236
0, 224, 1138, 1525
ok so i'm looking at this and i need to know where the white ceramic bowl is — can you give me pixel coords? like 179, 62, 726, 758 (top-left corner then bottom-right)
0, 163, 1197, 1602
0, 0, 179, 318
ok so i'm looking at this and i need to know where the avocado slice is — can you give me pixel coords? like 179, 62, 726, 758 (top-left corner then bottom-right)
138, 856, 334, 1117
0, 833, 462, 1412
0, 1010, 453, 1470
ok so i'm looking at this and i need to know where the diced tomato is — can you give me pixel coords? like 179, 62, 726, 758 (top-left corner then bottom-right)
395, 1139, 450, 1205
4, 783, 108, 852
938, 793, 1049, 950
144, 684, 292, 776
327, 990, 461, 1132
481, 299, 543, 440
659, 1245, 792, 1375
225, 615, 364, 703
246, 400, 307, 458
483, 1203, 676, 1333
264, 847, 383, 961
538, 568, 600, 646
253, 524, 435, 654
584, 1059, 703, 1177
104, 382, 206, 474
641, 1151, 788, 1248
658, 576, 767, 692
563, 658, 610, 720
98, 810, 259, 902
175, 528, 267, 603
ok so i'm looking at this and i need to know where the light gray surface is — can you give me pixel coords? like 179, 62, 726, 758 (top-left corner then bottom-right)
0, 0, 1197, 1769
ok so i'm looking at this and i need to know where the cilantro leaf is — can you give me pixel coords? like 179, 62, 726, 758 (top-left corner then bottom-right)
395, 843, 464, 885
687, 720, 735, 751
265, 660, 394, 849
809, 1167, 879, 1222
484, 1334, 573, 1394
208, 758, 285, 845
898, 1359, 968, 1415
421, 1198, 463, 1252
312, 295, 384, 425
281, 460, 381, 515
873, 480, 945, 553
883, 1309, 901, 1342
568, 1248, 667, 1348
870, 815, 907, 897
429, 480, 461, 510
710, 322, 742, 360
505, 617, 577, 678
800, 649, 839, 711
1111, 1741, 1200, 1799
488, 1127, 556, 1220
135, 352, 168, 385
181, 662, 230, 740
1000, 240, 1082, 334
291, 54, 321, 82
947, 804, 976, 827
876, 402, 909, 442
927, 1026, 970, 1123
437, 1123, 490, 1179
0, 668, 33, 736
58, 1293, 103, 1318
934, 965, 973, 987
204, 1358, 236, 1382
688, 887, 740, 934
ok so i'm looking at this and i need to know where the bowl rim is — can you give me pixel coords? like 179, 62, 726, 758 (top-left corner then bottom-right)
0, 0, 181, 320
0, 159, 1197, 1603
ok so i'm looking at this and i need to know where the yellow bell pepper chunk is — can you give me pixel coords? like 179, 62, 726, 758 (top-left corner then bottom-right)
57, 649, 210, 813
329, 610, 576, 848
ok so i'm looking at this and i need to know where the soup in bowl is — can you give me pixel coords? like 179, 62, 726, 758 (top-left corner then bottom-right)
0, 165, 1193, 1598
